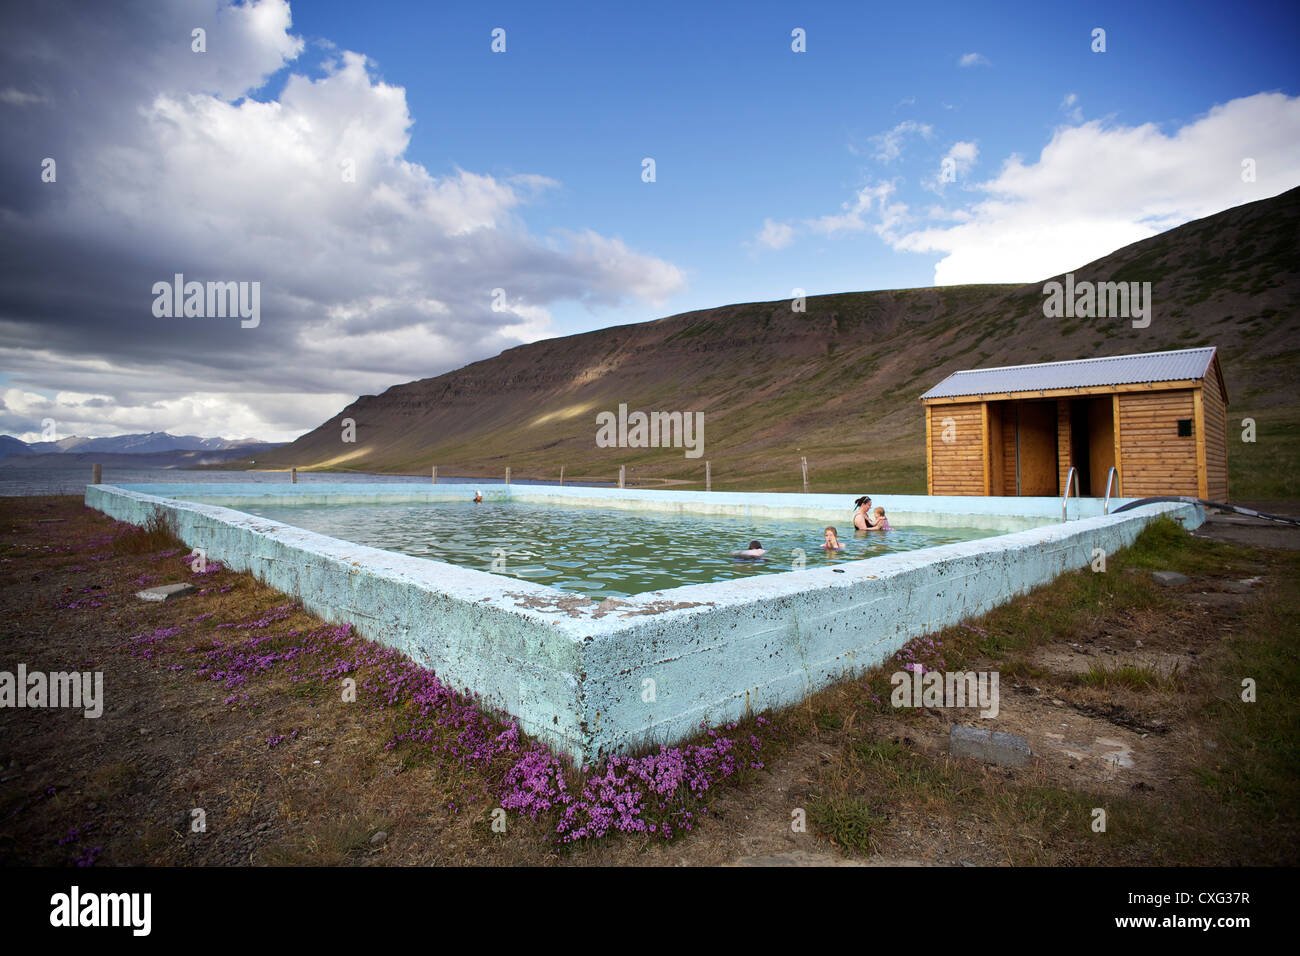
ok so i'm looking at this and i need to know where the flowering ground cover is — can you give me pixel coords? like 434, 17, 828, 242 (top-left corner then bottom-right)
0, 496, 786, 865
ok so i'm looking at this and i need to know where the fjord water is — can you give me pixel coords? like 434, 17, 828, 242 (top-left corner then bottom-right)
0, 467, 558, 497
241, 499, 993, 599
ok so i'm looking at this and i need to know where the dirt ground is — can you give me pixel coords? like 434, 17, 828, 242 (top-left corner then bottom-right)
1192, 504, 1300, 551
1, 497, 1295, 867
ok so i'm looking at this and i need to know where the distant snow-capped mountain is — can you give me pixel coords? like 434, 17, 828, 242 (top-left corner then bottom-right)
0, 431, 281, 459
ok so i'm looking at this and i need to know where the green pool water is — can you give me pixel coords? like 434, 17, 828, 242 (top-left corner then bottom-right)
240, 500, 994, 599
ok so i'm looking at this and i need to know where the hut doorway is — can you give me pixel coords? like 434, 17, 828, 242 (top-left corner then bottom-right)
1068, 397, 1116, 496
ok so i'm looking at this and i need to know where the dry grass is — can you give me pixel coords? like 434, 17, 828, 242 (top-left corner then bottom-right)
1074, 662, 1185, 692
111, 506, 183, 555
792, 517, 1299, 865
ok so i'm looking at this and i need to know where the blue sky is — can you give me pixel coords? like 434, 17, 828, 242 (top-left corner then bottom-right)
287, 0, 1300, 333
1, 0, 1297, 442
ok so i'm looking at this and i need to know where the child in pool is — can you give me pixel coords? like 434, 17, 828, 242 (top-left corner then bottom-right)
733, 540, 767, 559
872, 507, 892, 531
823, 526, 845, 550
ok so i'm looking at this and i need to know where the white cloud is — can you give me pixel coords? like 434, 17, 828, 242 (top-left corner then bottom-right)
558, 230, 686, 304
761, 117, 941, 246
756, 180, 909, 249
0, 87, 46, 105
1060, 92, 1083, 123
946, 141, 979, 171
2, 383, 345, 444
958, 53, 990, 67
928, 140, 979, 193
808, 185, 875, 235
872, 120, 934, 163
802, 92, 1300, 285
0, 0, 685, 443
809, 181, 904, 237
756, 218, 795, 249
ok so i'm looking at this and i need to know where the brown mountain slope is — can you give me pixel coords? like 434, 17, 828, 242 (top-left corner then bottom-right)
251, 186, 1300, 497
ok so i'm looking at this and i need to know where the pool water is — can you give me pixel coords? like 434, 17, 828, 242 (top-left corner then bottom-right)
241, 499, 995, 599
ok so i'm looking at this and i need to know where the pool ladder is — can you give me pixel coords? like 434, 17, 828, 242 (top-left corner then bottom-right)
1062, 465, 1120, 520
1102, 466, 1119, 515
1062, 467, 1079, 521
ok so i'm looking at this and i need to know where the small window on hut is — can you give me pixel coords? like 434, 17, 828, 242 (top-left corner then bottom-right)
1177, 418, 1194, 437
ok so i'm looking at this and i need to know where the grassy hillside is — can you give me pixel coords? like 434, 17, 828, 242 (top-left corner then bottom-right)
247, 186, 1300, 499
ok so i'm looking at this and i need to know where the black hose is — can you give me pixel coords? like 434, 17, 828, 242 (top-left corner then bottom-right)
1111, 496, 1300, 526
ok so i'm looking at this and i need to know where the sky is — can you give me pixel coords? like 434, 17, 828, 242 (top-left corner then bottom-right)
1, 0, 1298, 443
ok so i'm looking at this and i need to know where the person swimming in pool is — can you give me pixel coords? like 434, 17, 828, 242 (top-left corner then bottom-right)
852, 496, 877, 530
870, 506, 893, 531
733, 540, 767, 559
822, 526, 845, 550
473, 490, 483, 503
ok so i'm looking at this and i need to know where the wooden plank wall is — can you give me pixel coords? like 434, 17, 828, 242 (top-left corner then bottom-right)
929, 401, 985, 495
1117, 390, 1199, 497
1201, 377, 1229, 501
1001, 404, 1017, 495
1056, 399, 1072, 494
988, 405, 1004, 495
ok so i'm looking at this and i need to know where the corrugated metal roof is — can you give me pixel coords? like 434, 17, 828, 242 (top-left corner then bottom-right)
920, 347, 1218, 401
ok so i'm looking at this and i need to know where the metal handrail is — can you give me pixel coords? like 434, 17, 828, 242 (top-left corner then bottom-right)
1102, 466, 1119, 515
1062, 466, 1079, 521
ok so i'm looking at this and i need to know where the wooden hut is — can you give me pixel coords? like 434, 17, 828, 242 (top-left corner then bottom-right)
919, 347, 1228, 500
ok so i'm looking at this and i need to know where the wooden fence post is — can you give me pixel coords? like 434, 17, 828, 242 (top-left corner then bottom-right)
559, 465, 565, 487
91, 464, 101, 485
505, 467, 511, 485
291, 468, 298, 484
618, 465, 626, 488
801, 457, 809, 494
431, 465, 437, 484
705, 460, 711, 491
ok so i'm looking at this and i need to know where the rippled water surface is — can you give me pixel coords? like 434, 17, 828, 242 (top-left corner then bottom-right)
243, 499, 995, 599
0, 467, 566, 496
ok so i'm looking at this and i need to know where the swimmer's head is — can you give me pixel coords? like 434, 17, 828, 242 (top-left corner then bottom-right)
854, 496, 871, 508
749, 540, 762, 550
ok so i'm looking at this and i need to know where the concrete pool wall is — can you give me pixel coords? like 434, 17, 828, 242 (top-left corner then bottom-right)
122, 482, 1132, 530
86, 482, 1204, 763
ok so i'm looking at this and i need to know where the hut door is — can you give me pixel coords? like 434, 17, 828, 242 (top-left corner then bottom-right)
1086, 397, 1116, 497
1016, 401, 1059, 496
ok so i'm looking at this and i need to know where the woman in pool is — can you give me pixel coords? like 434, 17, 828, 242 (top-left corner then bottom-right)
822, 526, 845, 550
852, 496, 877, 530
733, 540, 767, 559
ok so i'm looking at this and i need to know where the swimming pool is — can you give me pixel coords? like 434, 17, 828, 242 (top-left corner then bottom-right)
87, 482, 1204, 762
238, 499, 994, 599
